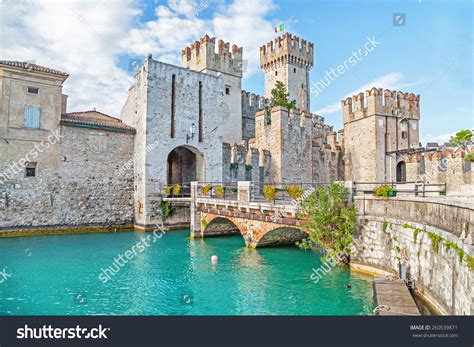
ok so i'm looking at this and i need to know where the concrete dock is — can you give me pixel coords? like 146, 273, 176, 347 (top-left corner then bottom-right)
373, 277, 420, 316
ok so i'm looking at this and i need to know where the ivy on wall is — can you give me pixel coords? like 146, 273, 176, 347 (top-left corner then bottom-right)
402, 223, 473, 270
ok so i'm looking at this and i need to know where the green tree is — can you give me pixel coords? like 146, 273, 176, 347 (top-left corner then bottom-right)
451, 129, 474, 161
297, 182, 358, 264
270, 81, 296, 111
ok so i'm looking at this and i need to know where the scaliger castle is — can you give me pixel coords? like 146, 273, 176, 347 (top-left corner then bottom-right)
2, 32, 474, 315
0, 33, 472, 230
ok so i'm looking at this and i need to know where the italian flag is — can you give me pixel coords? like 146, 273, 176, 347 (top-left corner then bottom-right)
274, 23, 284, 33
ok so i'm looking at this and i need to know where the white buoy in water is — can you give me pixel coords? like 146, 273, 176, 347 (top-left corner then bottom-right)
211, 255, 218, 264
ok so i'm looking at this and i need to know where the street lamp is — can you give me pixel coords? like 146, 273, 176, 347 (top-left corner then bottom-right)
186, 123, 196, 143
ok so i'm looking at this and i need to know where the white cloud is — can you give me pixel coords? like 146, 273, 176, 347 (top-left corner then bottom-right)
0, 0, 277, 117
119, 0, 276, 77
0, 0, 140, 116
315, 72, 420, 116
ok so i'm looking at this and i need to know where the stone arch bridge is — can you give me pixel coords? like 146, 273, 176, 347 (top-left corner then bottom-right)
189, 182, 311, 248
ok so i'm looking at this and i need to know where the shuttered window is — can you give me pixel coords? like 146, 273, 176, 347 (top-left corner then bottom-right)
24, 106, 40, 128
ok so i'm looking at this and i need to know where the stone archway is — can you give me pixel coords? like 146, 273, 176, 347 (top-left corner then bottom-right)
167, 145, 204, 185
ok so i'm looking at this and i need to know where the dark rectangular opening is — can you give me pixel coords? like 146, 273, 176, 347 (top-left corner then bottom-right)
198, 81, 203, 142
27, 87, 39, 94
171, 74, 176, 138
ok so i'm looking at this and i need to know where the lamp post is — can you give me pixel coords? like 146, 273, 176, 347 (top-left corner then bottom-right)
186, 123, 196, 144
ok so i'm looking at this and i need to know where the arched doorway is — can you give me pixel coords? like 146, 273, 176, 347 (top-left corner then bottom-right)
396, 161, 406, 182
167, 146, 204, 185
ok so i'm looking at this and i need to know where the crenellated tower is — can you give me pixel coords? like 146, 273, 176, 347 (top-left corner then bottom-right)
182, 34, 243, 143
341, 87, 421, 182
260, 33, 314, 111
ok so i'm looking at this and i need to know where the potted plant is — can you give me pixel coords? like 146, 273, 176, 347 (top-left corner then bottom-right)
173, 184, 182, 196
373, 185, 397, 198
215, 185, 225, 198
164, 185, 173, 197
201, 184, 212, 196
263, 185, 277, 202
286, 185, 304, 199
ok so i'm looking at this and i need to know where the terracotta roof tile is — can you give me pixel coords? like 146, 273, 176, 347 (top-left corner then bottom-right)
61, 110, 136, 134
0, 60, 69, 78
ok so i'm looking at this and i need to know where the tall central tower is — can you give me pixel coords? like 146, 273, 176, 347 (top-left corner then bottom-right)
182, 35, 243, 143
260, 33, 314, 111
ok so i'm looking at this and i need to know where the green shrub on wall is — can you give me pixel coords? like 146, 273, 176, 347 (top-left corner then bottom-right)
158, 198, 172, 220
297, 182, 357, 263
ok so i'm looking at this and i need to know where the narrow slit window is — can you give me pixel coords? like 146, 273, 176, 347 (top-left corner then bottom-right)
171, 74, 176, 138
198, 81, 203, 142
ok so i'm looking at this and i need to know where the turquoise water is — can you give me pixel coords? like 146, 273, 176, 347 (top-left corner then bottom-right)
0, 230, 374, 315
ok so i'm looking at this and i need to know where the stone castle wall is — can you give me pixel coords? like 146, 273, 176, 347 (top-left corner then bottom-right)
405, 148, 474, 198
0, 125, 135, 230
253, 106, 341, 183
241, 91, 268, 140
352, 196, 473, 315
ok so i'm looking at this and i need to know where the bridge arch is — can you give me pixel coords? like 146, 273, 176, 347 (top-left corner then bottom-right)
255, 226, 306, 248
202, 216, 242, 238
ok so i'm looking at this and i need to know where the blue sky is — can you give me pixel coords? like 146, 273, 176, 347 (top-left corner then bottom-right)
2, 0, 472, 143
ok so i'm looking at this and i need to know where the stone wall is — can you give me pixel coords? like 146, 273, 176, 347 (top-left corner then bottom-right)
254, 106, 341, 183
241, 90, 268, 140
405, 149, 474, 199
0, 125, 135, 230
352, 196, 473, 315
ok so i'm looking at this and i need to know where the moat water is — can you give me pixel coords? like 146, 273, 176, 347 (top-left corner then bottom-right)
0, 230, 374, 315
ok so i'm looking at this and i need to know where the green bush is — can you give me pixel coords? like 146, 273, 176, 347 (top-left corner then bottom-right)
297, 182, 357, 263
158, 198, 172, 220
